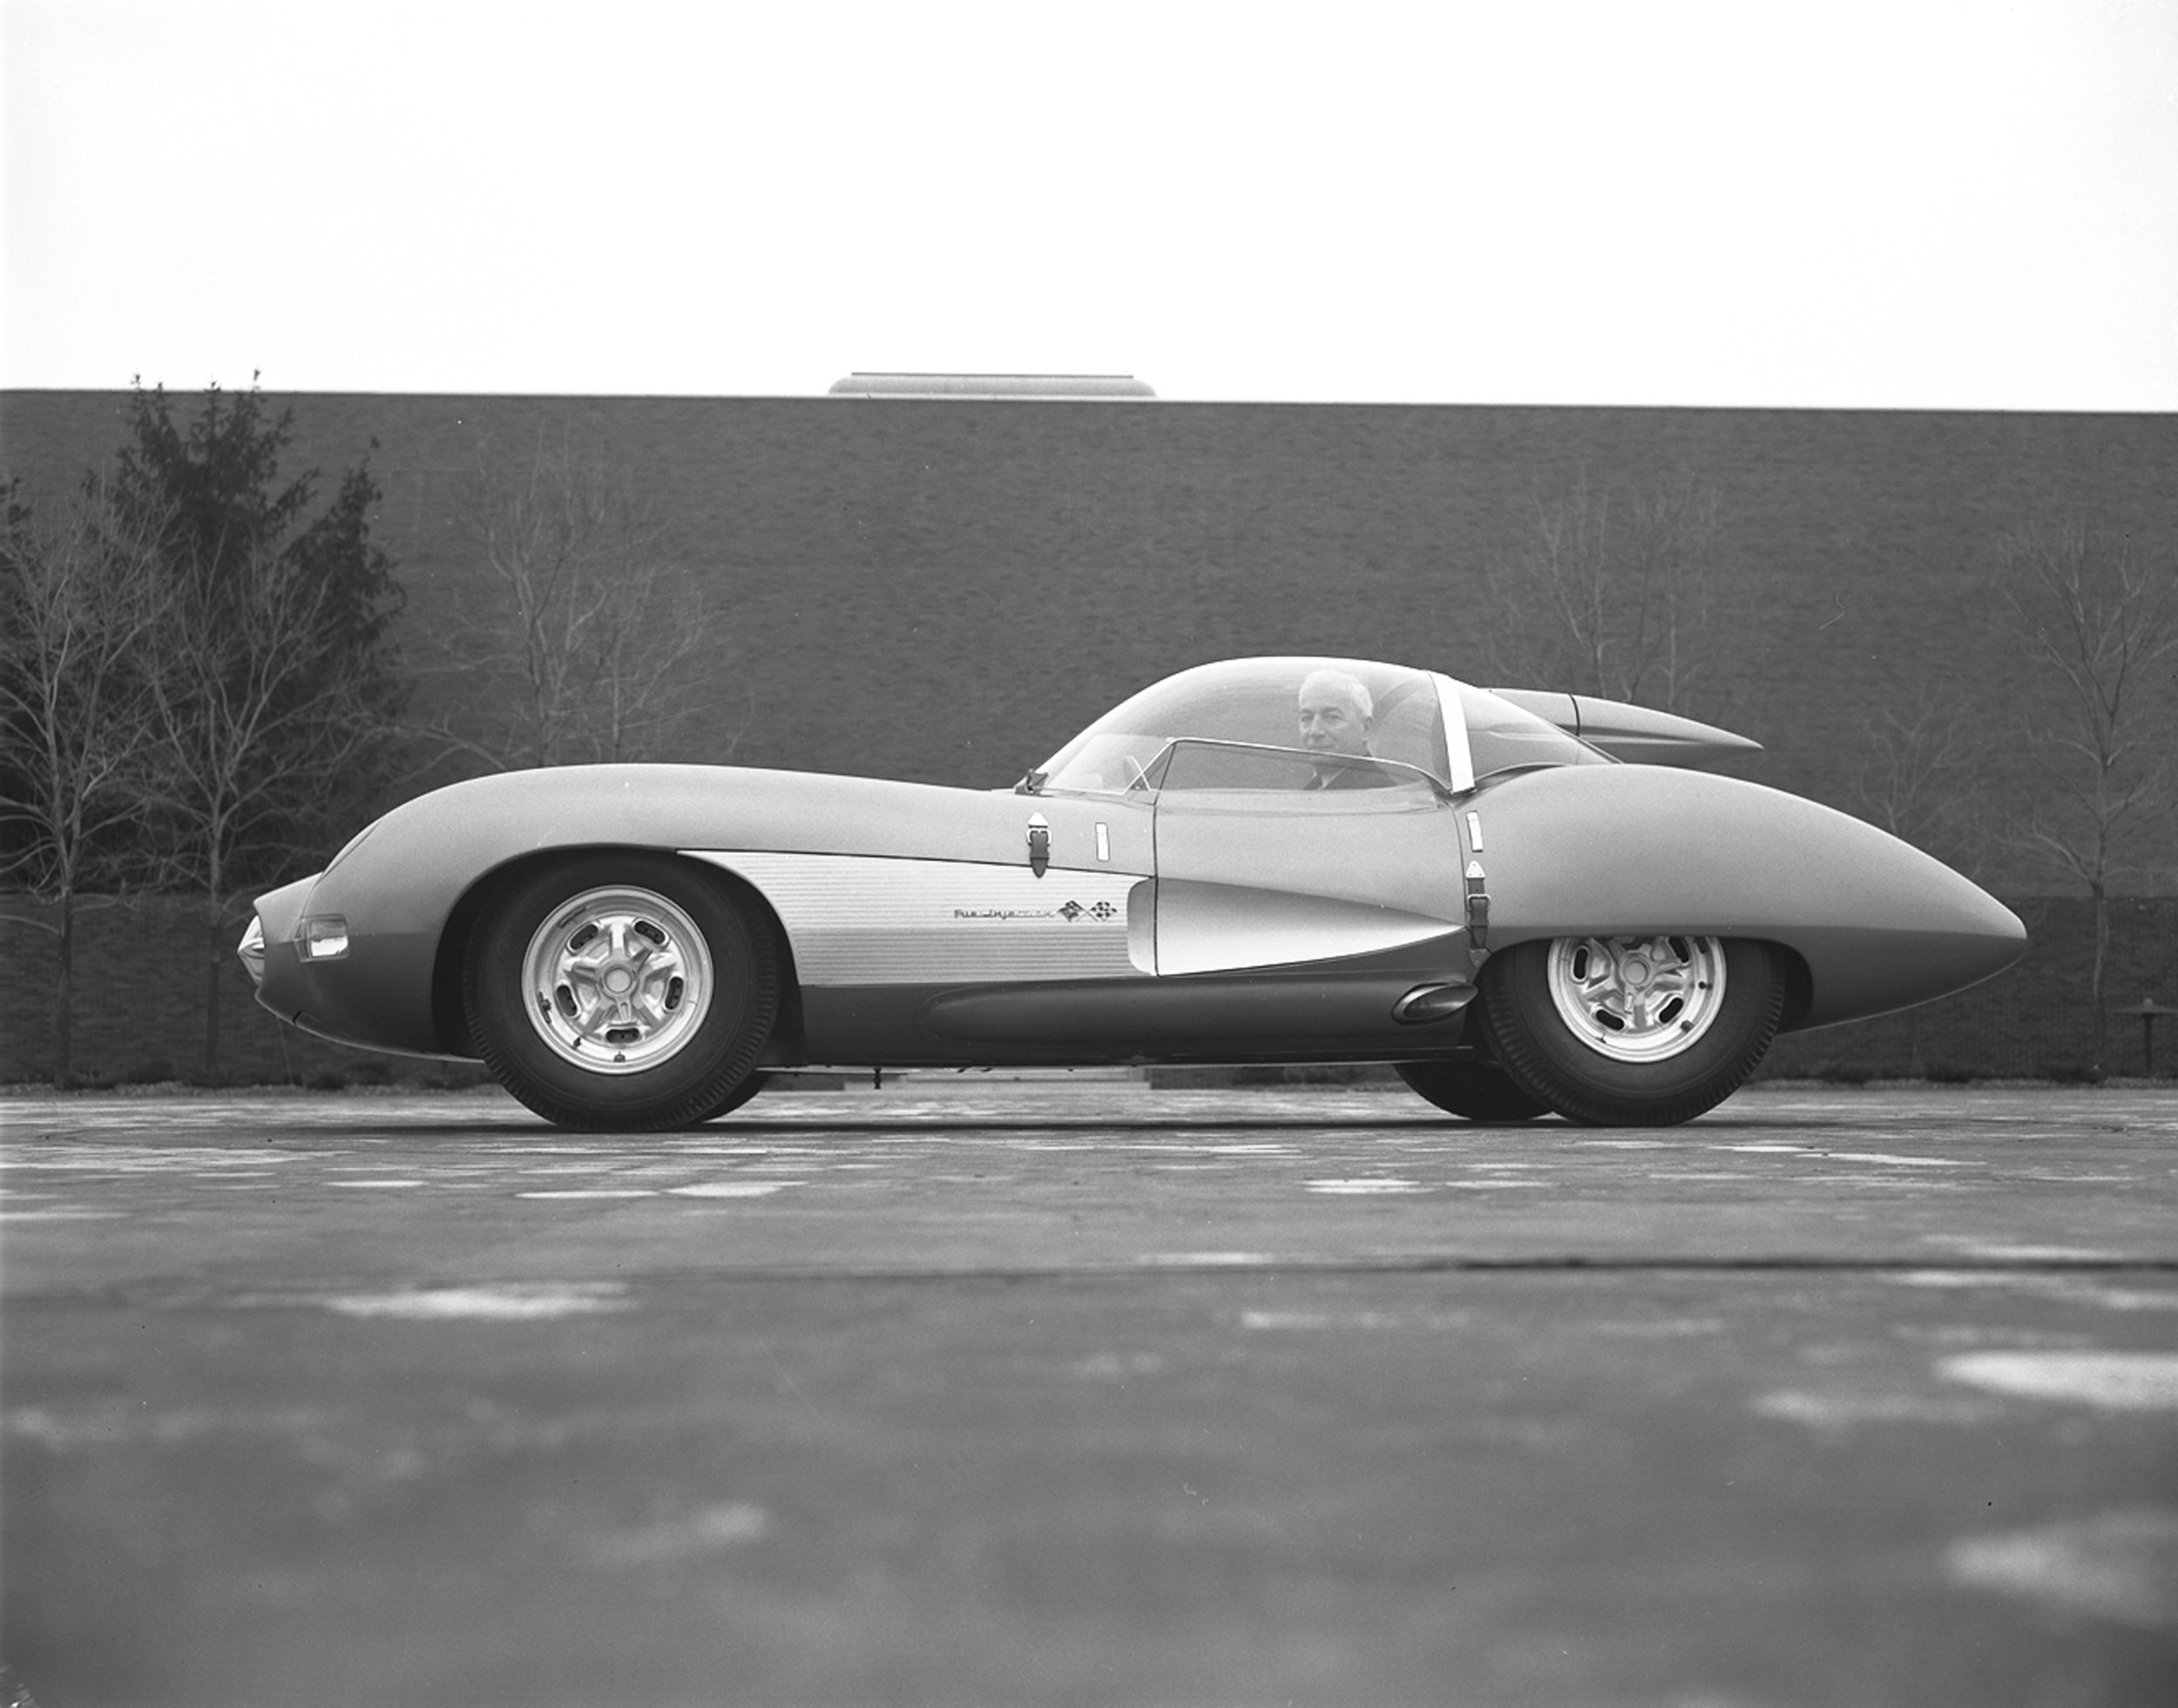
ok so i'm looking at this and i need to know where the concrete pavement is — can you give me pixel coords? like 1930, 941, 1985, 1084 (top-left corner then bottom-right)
3, 1081, 2175, 1706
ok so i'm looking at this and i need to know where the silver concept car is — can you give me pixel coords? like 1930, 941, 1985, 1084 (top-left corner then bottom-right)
241, 657, 2026, 1129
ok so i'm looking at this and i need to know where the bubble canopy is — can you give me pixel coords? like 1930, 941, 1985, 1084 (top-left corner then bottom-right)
1027, 657, 1606, 796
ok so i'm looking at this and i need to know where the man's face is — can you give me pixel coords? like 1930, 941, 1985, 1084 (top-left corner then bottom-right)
1297, 685, 1372, 758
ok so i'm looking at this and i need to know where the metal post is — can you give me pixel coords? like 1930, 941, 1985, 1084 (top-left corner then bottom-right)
2129, 999, 2168, 1075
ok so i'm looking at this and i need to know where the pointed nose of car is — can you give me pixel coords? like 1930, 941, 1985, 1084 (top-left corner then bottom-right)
236, 915, 267, 989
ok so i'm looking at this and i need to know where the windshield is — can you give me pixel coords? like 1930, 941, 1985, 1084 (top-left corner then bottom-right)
1036, 658, 1448, 793
1033, 658, 1610, 794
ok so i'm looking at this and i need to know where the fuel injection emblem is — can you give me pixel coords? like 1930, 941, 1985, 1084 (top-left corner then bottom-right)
957, 898, 1116, 923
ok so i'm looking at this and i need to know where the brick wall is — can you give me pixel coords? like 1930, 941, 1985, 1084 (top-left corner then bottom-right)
3, 892, 2172, 1087
8, 392, 2177, 898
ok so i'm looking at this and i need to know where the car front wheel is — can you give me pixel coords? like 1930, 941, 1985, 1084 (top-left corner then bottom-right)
696, 1071, 772, 1122
1478, 935, 1785, 1126
464, 854, 778, 1131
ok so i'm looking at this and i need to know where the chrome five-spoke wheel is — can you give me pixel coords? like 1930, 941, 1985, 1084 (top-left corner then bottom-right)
521, 887, 714, 1073
1544, 935, 1728, 1063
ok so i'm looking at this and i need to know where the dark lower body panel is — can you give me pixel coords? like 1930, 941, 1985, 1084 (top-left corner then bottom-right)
788, 966, 1484, 1069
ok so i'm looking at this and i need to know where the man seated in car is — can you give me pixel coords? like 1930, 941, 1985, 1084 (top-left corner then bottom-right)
1295, 669, 1397, 789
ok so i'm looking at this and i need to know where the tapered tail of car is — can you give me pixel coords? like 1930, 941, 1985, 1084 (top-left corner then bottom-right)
1471, 765, 2026, 1030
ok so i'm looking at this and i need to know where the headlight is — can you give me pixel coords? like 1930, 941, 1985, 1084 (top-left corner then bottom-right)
297, 915, 350, 961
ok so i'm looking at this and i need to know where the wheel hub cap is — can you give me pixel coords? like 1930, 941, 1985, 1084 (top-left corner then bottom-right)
1546, 935, 1727, 1063
521, 887, 714, 1074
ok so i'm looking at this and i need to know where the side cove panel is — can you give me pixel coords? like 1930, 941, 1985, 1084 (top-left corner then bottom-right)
687, 850, 1146, 985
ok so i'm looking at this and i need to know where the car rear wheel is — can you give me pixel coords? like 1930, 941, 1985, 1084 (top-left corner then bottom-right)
464, 854, 778, 1131
1396, 1060, 1552, 1123
1478, 935, 1785, 1126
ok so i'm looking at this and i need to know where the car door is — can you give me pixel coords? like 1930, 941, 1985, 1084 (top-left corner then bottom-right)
1149, 739, 1473, 976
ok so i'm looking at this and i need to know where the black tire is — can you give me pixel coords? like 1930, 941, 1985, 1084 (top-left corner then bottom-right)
463, 854, 778, 1131
1396, 1061, 1552, 1123
1479, 935, 1785, 1126
696, 1071, 772, 1122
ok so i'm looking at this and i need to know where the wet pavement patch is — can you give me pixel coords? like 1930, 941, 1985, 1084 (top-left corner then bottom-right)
1946, 1509, 2178, 1628
1939, 1351, 2178, 1411
318, 1284, 632, 1320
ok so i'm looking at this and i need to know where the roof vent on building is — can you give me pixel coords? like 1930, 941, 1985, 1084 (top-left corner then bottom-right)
828, 372, 1156, 399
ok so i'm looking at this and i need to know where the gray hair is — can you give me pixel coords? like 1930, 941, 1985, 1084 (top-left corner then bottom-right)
1297, 669, 1373, 720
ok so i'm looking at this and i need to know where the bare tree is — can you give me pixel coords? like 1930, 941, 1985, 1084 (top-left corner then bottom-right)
0, 481, 172, 1085
421, 431, 727, 772
1485, 473, 1740, 714
144, 533, 404, 1077
1996, 521, 2178, 1070
1850, 687, 1986, 874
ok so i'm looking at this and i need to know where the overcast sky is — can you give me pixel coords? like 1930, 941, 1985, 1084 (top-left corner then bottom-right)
5, 0, 2175, 409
